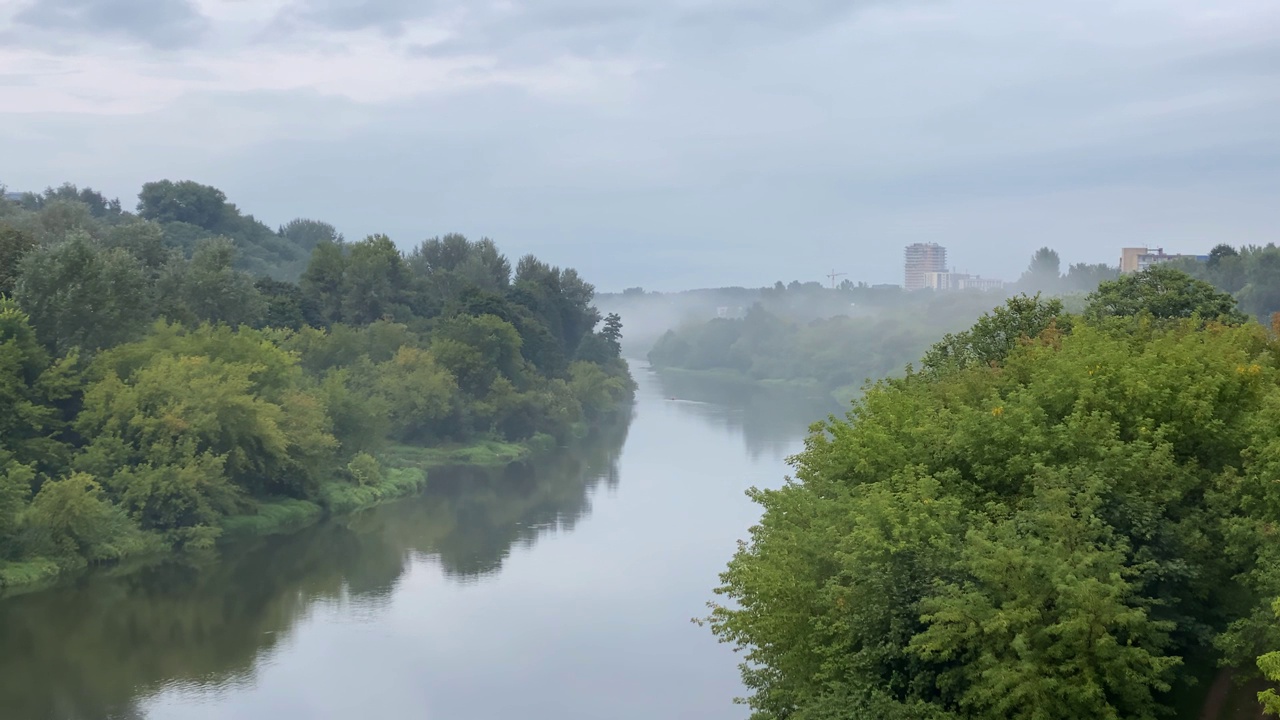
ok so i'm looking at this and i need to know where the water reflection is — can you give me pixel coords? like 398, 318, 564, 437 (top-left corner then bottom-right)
0, 414, 631, 720
643, 364, 842, 461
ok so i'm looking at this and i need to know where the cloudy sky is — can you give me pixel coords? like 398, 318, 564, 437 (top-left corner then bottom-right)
1, 0, 1277, 290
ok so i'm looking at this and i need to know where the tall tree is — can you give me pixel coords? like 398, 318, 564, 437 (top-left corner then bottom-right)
15, 231, 151, 354
1016, 247, 1062, 292
136, 180, 228, 229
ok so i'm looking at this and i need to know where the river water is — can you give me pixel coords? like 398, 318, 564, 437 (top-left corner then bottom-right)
0, 362, 840, 720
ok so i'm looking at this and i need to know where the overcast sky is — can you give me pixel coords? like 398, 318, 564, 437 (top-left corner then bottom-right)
1, 0, 1277, 291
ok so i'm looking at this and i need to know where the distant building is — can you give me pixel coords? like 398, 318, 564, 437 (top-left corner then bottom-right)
871, 284, 901, 291
904, 243, 948, 291
2, 191, 21, 202
924, 271, 1005, 292
923, 271, 956, 291
1120, 247, 1209, 273
958, 276, 1006, 292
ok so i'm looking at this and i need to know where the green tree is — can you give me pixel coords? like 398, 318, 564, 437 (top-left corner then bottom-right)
23, 473, 147, 563
279, 218, 342, 253
911, 476, 1179, 720
300, 239, 347, 326
374, 346, 462, 442
1017, 247, 1062, 292
342, 234, 409, 324
0, 299, 78, 473
921, 294, 1069, 374
156, 238, 266, 327
14, 232, 151, 354
1085, 265, 1247, 324
0, 226, 36, 295
137, 180, 228, 228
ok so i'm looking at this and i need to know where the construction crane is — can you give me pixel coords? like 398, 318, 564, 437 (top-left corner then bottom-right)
826, 269, 847, 289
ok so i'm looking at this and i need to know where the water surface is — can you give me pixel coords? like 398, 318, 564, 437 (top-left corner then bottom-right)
0, 363, 839, 720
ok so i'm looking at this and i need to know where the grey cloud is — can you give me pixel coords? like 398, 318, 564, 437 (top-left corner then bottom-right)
13, 0, 208, 50
3, 0, 1279, 292
284, 0, 872, 62
275, 0, 444, 36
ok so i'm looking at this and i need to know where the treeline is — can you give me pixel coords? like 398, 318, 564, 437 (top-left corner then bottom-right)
1171, 243, 1280, 320
647, 290, 1018, 399
0, 180, 634, 586
706, 265, 1280, 719
641, 248, 1124, 396
1, 180, 324, 280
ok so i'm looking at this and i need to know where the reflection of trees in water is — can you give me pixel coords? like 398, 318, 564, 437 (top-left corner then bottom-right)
0, 414, 631, 720
646, 369, 840, 461
0, 524, 377, 720
351, 413, 631, 581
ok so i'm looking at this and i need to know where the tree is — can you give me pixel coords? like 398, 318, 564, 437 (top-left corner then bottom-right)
911, 477, 1179, 720
707, 306, 1274, 719
0, 226, 36, 295
155, 238, 266, 327
255, 277, 308, 330
279, 218, 342, 253
1016, 247, 1062, 292
300, 239, 347, 326
14, 231, 151, 354
1062, 262, 1119, 294
1085, 264, 1247, 324
23, 473, 147, 563
136, 180, 228, 229
601, 312, 623, 352
921, 294, 1069, 374
342, 234, 409, 324
103, 221, 172, 273
76, 324, 338, 504
374, 347, 461, 442
0, 299, 78, 474
1208, 243, 1240, 268
1256, 599, 1280, 716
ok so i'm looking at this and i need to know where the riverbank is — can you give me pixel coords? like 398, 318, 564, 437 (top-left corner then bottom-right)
647, 365, 860, 405
0, 435, 560, 595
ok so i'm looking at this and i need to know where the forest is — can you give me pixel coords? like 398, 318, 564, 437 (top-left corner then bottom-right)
705, 266, 1280, 719
0, 181, 635, 589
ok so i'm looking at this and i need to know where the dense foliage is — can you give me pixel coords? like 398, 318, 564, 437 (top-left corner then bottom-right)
1169, 243, 1280, 321
706, 267, 1280, 719
0, 181, 633, 586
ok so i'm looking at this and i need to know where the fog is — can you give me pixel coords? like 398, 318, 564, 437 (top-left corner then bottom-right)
3, 2, 1279, 719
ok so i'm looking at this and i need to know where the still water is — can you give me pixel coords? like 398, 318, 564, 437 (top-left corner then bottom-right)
0, 363, 840, 720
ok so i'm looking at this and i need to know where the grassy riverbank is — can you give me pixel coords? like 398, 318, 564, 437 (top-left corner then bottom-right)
0, 435, 558, 593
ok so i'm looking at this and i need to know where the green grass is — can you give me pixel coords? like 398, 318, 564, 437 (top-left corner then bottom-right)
318, 467, 428, 515
0, 557, 64, 593
219, 498, 323, 538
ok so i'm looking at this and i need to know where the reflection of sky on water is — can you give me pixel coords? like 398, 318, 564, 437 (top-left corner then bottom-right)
637, 362, 843, 462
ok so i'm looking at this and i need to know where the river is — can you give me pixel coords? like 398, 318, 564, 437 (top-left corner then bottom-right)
0, 362, 841, 720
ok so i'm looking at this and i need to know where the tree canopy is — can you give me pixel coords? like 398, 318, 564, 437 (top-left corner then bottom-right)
707, 267, 1280, 719
0, 178, 634, 587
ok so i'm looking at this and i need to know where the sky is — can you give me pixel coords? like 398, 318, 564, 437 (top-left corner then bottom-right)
1, 0, 1278, 292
